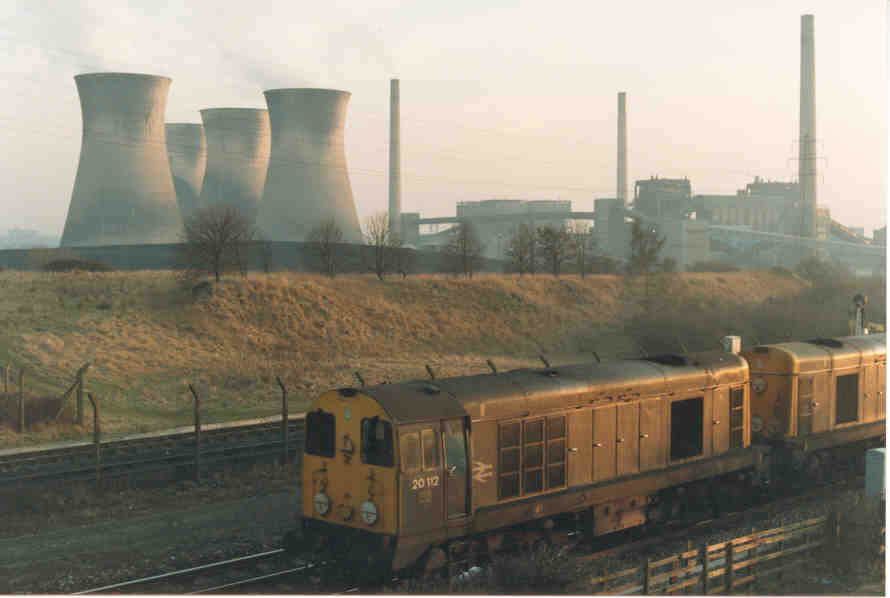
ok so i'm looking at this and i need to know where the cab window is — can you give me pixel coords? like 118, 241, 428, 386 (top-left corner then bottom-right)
361, 417, 394, 467
401, 432, 420, 472
305, 409, 335, 458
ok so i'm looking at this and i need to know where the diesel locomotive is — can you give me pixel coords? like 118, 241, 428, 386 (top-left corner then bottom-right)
296, 334, 885, 576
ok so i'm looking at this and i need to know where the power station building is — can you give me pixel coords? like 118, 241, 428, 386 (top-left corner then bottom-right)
61, 72, 182, 247
257, 88, 363, 243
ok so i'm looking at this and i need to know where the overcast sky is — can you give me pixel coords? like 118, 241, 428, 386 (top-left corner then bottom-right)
0, 0, 886, 236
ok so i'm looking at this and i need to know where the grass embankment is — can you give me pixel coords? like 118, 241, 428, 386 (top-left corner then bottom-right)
0, 269, 879, 446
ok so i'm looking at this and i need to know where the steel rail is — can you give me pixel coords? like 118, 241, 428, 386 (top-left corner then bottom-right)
75, 549, 287, 594
188, 562, 319, 594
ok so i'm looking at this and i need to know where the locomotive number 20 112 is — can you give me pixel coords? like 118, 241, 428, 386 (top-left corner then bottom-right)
411, 475, 439, 490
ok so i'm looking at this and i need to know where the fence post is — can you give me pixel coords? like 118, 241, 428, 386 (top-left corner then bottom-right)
827, 509, 840, 551
87, 392, 101, 489
3, 362, 9, 394
18, 368, 25, 433
643, 558, 650, 595
189, 384, 201, 482
277, 376, 288, 465
701, 545, 709, 595
726, 541, 734, 595
76, 363, 91, 426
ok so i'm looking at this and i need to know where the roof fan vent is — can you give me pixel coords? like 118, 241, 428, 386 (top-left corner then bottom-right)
805, 338, 843, 348
423, 383, 440, 395
643, 354, 688, 366
338, 388, 358, 397
539, 369, 558, 377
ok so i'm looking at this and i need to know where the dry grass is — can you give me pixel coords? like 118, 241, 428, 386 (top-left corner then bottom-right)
0, 270, 815, 446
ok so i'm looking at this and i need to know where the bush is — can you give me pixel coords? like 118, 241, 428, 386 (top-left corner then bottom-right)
689, 261, 740, 273
769, 265, 795, 277
44, 258, 112, 273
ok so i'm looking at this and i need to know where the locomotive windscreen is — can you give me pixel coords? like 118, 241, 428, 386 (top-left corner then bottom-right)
306, 409, 335, 458
362, 417, 394, 467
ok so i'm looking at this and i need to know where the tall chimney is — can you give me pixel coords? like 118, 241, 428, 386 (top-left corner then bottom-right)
617, 92, 628, 206
799, 14, 817, 238
389, 78, 401, 237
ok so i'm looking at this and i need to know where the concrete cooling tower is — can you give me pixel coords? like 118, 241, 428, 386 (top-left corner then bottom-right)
199, 108, 270, 223
257, 89, 362, 243
165, 123, 207, 222
61, 73, 182, 247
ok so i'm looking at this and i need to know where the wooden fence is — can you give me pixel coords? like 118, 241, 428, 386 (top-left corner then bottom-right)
589, 514, 832, 595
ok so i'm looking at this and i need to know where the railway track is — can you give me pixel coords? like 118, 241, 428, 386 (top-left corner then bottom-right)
0, 415, 305, 489
75, 549, 322, 594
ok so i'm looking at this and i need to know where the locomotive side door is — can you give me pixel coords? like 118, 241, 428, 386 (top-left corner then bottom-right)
797, 376, 814, 436
398, 424, 444, 535
639, 398, 665, 472
442, 418, 469, 520
862, 364, 877, 422
567, 410, 592, 486
616, 403, 640, 477
592, 405, 616, 483
712, 387, 729, 454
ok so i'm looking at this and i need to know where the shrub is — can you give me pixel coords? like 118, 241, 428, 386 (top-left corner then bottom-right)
44, 258, 112, 273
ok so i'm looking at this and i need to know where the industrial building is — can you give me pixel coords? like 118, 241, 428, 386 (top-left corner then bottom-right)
165, 123, 206, 222
257, 89, 363, 243
401, 199, 575, 259
61, 73, 182, 247
198, 108, 271, 224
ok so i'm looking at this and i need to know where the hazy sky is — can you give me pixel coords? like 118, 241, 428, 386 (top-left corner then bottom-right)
0, 1, 886, 236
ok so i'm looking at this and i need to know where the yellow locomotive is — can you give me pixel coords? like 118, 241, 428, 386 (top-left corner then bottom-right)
297, 334, 885, 577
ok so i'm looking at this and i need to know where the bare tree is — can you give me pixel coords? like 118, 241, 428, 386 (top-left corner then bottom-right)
180, 204, 254, 282
506, 222, 535, 276
629, 219, 666, 310
444, 219, 484, 278
365, 212, 394, 280
536, 224, 573, 277
308, 218, 343, 277
568, 221, 592, 278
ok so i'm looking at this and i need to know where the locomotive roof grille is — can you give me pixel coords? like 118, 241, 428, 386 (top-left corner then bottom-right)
805, 338, 844, 348
422, 383, 440, 395
338, 388, 358, 397
641, 354, 689, 367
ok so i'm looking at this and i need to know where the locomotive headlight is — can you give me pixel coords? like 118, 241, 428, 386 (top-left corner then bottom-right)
752, 377, 767, 394
360, 500, 378, 525
751, 415, 764, 433
313, 492, 330, 516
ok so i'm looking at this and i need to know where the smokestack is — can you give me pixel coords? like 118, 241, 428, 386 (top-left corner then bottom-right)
799, 14, 818, 238
257, 89, 363, 243
617, 92, 628, 206
165, 123, 207, 222
198, 108, 270, 223
389, 78, 401, 237
61, 73, 182, 247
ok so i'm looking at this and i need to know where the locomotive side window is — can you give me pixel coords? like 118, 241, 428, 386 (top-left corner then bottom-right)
401, 432, 420, 472
361, 417, 394, 467
422, 429, 440, 470
670, 397, 703, 461
547, 416, 567, 489
523, 420, 545, 494
498, 422, 521, 499
730, 388, 745, 449
305, 409, 335, 458
835, 374, 859, 425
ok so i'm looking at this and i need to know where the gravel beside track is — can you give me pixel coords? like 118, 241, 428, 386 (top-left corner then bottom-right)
0, 490, 300, 594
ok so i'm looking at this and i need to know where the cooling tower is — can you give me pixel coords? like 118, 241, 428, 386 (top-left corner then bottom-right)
257, 89, 363, 243
389, 79, 402, 237
799, 14, 818, 238
617, 91, 628, 206
199, 108, 270, 223
165, 123, 207, 222
61, 73, 182, 247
